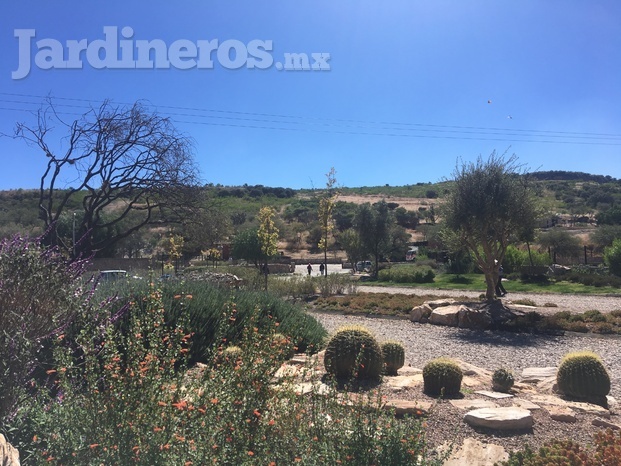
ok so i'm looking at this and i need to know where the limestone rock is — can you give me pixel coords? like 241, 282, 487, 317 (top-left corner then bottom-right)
426, 299, 455, 309
442, 438, 508, 466
383, 399, 432, 418
521, 367, 557, 379
464, 407, 533, 430
530, 394, 611, 419
0, 434, 20, 466
450, 399, 498, 411
385, 374, 423, 391
429, 305, 465, 326
475, 390, 514, 400
592, 418, 621, 430
410, 304, 432, 322
547, 406, 577, 423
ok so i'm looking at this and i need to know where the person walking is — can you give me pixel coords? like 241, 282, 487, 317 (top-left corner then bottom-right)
307, 263, 313, 276
319, 263, 325, 276
495, 262, 507, 297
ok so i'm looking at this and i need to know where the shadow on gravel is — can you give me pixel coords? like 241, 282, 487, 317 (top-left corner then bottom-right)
447, 329, 561, 347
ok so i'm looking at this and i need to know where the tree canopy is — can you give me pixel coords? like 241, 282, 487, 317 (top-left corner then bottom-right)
442, 152, 540, 301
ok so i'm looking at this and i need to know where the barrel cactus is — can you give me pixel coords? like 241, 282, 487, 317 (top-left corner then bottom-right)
324, 325, 383, 380
557, 351, 610, 406
215, 345, 243, 367
423, 358, 463, 396
381, 341, 405, 376
492, 368, 514, 393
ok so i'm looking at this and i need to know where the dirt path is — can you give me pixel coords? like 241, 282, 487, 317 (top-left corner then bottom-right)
357, 284, 621, 315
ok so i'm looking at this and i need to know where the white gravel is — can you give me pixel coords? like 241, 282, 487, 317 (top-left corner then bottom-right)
359, 285, 621, 314
310, 310, 621, 399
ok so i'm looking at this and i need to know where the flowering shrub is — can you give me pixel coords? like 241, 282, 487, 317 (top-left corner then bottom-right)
0, 234, 91, 422
10, 283, 440, 465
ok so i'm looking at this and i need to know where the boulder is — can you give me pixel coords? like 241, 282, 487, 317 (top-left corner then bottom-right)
458, 307, 492, 330
0, 434, 20, 466
410, 304, 433, 322
429, 305, 465, 326
464, 407, 533, 430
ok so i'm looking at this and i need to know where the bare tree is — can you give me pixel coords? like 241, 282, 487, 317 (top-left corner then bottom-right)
15, 99, 199, 257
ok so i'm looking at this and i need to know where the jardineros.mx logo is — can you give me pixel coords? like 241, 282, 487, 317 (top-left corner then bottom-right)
12, 26, 331, 79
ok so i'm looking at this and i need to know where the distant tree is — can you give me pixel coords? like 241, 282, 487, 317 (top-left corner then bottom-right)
538, 229, 582, 264
597, 206, 621, 226
231, 228, 262, 267
604, 239, 621, 277
257, 206, 279, 290
355, 200, 393, 279
442, 152, 539, 301
318, 168, 338, 277
15, 99, 198, 257
338, 228, 366, 271
591, 225, 621, 252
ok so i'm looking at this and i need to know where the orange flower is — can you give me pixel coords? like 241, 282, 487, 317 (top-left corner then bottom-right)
172, 400, 187, 410
160, 444, 171, 451
210, 398, 218, 405
247, 451, 254, 456
153, 427, 163, 432
185, 294, 193, 299
174, 295, 182, 299
157, 401, 167, 407
89, 444, 100, 449
46, 369, 57, 375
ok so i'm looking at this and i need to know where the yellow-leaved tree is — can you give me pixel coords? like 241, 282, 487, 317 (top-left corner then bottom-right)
257, 206, 279, 290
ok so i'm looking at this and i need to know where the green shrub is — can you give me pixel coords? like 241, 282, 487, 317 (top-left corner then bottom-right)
0, 235, 92, 422
324, 326, 383, 380
313, 273, 358, 297
556, 351, 610, 406
381, 341, 405, 376
492, 368, 514, 393
270, 333, 295, 360
7, 286, 439, 465
604, 238, 621, 277
215, 345, 243, 367
583, 310, 606, 322
422, 358, 463, 396
378, 265, 435, 284
142, 280, 326, 361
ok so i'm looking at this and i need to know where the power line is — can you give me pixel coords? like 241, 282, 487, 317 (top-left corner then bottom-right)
1, 92, 620, 146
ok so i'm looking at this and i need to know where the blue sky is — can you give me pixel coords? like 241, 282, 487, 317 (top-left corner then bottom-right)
1, 1, 620, 190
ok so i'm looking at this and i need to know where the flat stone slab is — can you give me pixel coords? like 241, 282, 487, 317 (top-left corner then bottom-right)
290, 382, 331, 396
593, 418, 621, 430
530, 394, 610, 419
475, 390, 514, 399
521, 367, 557, 381
443, 438, 508, 466
383, 399, 432, 418
464, 407, 534, 431
450, 399, 498, 411
385, 374, 423, 391
513, 399, 541, 410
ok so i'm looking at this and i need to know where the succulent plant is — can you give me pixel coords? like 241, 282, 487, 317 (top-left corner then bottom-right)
215, 345, 243, 367
422, 358, 463, 396
492, 368, 514, 393
556, 351, 610, 406
324, 325, 383, 380
381, 341, 405, 376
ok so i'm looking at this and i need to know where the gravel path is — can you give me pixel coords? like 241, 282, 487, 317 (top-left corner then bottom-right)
358, 284, 621, 314
310, 310, 621, 400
